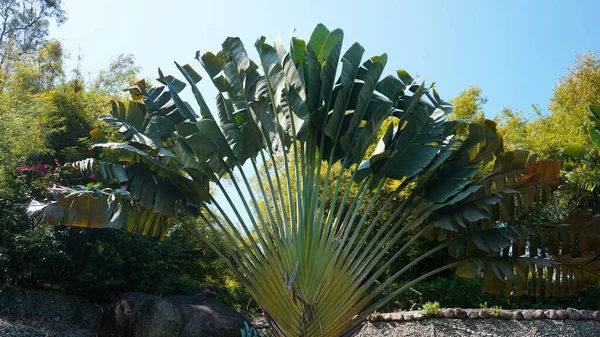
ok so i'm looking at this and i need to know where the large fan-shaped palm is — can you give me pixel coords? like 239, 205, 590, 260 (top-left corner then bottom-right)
28, 25, 596, 336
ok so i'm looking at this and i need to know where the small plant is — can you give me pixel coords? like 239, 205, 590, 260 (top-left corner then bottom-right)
479, 301, 502, 316
421, 301, 440, 316
240, 321, 259, 337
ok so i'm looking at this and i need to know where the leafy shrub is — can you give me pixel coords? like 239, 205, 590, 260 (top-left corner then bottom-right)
421, 301, 440, 316
379, 275, 600, 312
479, 301, 502, 316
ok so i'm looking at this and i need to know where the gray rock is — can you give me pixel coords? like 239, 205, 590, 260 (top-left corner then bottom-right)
14, 297, 23, 304
580, 310, 594, 320
97, 292, 247, 337
522, 310, 533, 320
557, 309, 568, 319
413, 312, 425, 321
499, 311, 511, 320
532, 310, 546, 319
593, 311, 600, 321
403, 313, 414, 321
546, 310, 558, 319
442, 309, 455, 318
467, 311, 479, 319
455, 308, 467, 319
511, 310, 523, 320
567, 307, 582, 320
479, 310, 490, 319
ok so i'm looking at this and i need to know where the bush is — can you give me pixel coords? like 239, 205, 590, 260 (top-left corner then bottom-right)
379, 275, 600, 312
421, 301, 440, 316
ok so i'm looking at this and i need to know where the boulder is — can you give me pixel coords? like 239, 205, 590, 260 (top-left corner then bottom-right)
467, 311, 479, 319
567, 307, 582, 320
593, 311, 600, 321
413, 312, 425, 321
557, 309, 568, 319
455, 308, 467, 319
478, 310, 490, 319
97, 292, 247, 337
522, 310, 533, 320
532, 310, 546, 319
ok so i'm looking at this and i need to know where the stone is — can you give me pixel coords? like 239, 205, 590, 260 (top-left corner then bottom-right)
97, 292, 247, 337
442, 309, 455, 318
581, 310, 595, 320
593, 311, 600, 321
413, 312, 425, 321
403, 313, 414, 321
499, 311, 511, 320
14, 297, 23, 304
389, 312, 404, 321
532, 310, 546, 319
479, 310, 490, 319
545, 310, 558, 320
467, 311, 479, 319
522, 310, 533, 320
369, 313, 384, 321
567, 307, 582, 320
557, 309, 568, 319
455, 308, 467, 319
511, 310, 523, 320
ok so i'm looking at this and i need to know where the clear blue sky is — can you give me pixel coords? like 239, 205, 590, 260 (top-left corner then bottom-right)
50, 0, 600, 119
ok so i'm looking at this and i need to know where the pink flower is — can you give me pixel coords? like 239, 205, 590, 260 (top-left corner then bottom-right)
89, 173, 97, 180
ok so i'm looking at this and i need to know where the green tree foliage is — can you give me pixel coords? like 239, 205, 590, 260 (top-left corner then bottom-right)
0, 32, 246, 308
498, 52, 600, 161
449, 85, 487, 122
0, 0, 66, 91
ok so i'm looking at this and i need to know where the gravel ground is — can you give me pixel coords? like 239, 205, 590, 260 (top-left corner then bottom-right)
0, 287, 101, 337
356, 319, 600, 337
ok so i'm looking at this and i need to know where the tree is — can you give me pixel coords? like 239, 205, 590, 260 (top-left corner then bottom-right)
501, 52, 600, 161
449, 85, 487, 122
29, 25, 599, 337
92, 54, 140, 97
0, 0, 66, 91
